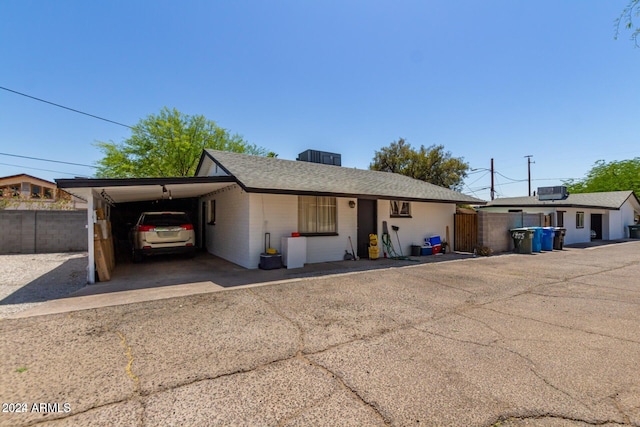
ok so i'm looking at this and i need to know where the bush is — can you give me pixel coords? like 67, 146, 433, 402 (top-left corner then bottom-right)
474, 245, 493, 257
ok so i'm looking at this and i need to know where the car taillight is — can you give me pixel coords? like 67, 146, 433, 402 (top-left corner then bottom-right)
181, 224, 194, 230
138, 225, 155, 232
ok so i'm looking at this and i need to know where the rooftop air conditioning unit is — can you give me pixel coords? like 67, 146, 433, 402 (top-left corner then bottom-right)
537, 186, 569, 201
296, 150, 341, 166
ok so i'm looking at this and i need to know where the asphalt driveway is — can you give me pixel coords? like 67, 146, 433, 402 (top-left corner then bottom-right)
1, 242, 639, 426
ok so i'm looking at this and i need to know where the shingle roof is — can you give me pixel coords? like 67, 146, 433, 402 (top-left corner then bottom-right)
484, 191, 639, 210
204, 150, 485, 204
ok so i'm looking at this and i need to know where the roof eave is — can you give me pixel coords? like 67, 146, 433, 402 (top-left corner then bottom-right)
482, 203, 620, 210
55, 176, 237, 189
242, 186, 485, 204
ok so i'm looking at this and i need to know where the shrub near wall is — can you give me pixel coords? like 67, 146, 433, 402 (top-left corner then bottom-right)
0, 210, 87, 254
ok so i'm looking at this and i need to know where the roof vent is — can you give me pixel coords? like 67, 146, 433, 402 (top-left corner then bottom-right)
296, 150, 341, 166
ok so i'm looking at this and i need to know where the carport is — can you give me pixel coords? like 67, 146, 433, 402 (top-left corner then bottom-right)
56, 176, 236, 284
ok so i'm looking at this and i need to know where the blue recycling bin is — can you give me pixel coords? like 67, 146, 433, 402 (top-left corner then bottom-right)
541, 227, 555, 251
529, 227, 542, 252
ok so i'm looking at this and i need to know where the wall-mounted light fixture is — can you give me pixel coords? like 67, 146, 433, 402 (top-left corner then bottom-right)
161, 185, 173, 200
349, 200, 356, 208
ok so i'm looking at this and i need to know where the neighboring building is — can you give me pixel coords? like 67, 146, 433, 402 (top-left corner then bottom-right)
480, 191, 640, 245
0, 174, 86, 210
57, 149, 485, 283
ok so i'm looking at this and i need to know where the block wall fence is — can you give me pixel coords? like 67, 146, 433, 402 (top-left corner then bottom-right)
0, 210, 87, 254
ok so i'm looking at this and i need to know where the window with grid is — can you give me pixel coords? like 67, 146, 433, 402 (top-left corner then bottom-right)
576, 212, 584, 229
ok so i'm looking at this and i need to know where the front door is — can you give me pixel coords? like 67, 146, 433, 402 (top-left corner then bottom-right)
591, 213, 603, 240
357, 199, 376, 258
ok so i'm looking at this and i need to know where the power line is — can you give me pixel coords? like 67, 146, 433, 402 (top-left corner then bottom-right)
465, 171, 489, 187
0, 152, 97, 168
0, 162, 90, 177
0, 86, 134, 130
495, 171, 526, 182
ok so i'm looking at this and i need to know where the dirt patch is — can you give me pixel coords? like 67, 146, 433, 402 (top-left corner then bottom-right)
0, 252, 87, 318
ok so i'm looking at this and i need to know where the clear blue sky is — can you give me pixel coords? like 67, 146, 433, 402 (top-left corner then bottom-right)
1, 0, 638, 200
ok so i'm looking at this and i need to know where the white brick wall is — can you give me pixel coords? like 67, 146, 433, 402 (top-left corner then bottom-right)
377, 200, 455, 256
202, 184, 251, 267
248, 193, 298, 268
203, 191, 460, 268
305, 198, 357, 263
249, 195, 357, 265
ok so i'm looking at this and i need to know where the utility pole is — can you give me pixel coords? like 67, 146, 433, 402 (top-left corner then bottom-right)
490, 158, 495, 200
525, 155, 534, 196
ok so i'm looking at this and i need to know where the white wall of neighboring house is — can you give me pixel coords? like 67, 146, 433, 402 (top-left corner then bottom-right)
619, 201, 637, 238
377, 200, 455, 256
482, 203, 640, 245
602, 210, 611, 240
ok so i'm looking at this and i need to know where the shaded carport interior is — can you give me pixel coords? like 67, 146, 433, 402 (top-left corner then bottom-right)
56, 176, 237, 284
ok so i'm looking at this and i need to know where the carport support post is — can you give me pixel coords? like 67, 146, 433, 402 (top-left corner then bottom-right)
86, 192, 96, 284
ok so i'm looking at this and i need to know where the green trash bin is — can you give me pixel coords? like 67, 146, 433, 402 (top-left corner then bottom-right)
553, 227, 566, 250
510, 228, 533, 254
629, 225, 640, 239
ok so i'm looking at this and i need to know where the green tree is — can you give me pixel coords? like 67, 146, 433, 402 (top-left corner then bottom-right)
95, 107, 269, 177
370, 138, 469, 191
616, 0, 640, 46
563, 158, 640, 194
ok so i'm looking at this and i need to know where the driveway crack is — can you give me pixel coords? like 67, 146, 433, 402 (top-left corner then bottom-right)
486, 413, 628, 426
528, 291, 640, 306
116, 331, 140, 392
301, 354, 391, 425
248, 288, 306, 354
416, 328, 593, 413
480, 306, 640, 345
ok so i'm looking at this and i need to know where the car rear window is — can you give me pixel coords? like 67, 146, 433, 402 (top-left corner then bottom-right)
142, 214, 191, 227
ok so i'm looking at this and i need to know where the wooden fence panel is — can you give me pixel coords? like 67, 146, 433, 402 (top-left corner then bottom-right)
454, 213, 477, 253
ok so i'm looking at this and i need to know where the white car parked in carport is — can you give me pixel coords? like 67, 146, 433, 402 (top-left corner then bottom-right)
130, 211, 196, 262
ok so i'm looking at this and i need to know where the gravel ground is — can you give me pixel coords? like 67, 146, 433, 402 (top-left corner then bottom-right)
0, 252, 87, 318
